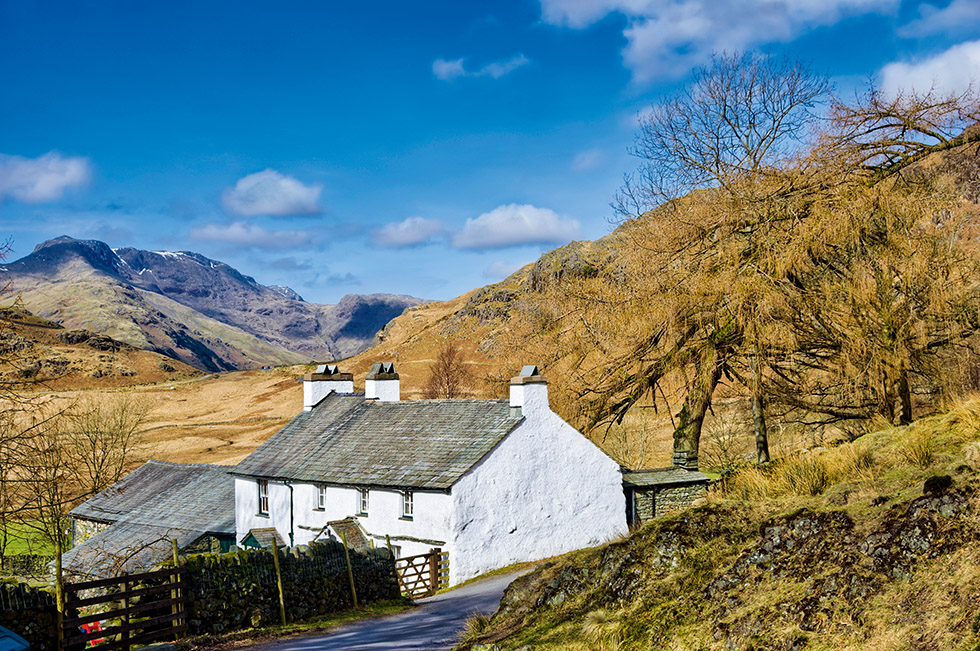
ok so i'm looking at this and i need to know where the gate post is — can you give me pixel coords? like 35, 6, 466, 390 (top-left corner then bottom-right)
428, 548, 440, 597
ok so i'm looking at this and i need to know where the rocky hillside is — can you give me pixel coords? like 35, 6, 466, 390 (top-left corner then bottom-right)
0, 237, 425, 371
457, 399, 980, 650
0, 305, 201, 389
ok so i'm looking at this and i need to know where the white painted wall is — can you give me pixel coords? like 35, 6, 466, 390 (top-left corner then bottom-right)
235, 476, 452, 558
365, 378, 400, 402
449, 382, 627, 584
303, 380, 354, 411
235, 477, 292, 545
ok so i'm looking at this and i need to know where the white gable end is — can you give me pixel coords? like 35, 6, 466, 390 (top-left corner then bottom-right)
449, 386, 627, 584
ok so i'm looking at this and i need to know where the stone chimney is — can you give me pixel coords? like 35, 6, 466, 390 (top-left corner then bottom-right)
672, 449, 699, 471
303, 364, 354, 411
509, 365, 549, 413
365, 362, 400, 402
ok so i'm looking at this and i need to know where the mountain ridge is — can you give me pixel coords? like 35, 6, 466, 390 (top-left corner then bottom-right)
1, 236, 425, 371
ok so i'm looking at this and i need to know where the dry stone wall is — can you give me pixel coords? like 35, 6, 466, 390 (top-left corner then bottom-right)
1, 540, 399, 648
173, 539, 400, 635
0, 579, 62, 651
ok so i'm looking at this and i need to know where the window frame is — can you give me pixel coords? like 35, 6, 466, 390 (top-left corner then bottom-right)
316, 484, 327, 510
358, 488, 369, 515
257, 479, 269, 516
401, 490, 413, 519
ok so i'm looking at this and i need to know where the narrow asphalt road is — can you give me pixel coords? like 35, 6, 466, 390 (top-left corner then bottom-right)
247, 569, 527, 651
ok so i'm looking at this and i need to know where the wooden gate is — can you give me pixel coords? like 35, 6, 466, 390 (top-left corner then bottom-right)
394, 548, 448, 598
61, 567, 185, 651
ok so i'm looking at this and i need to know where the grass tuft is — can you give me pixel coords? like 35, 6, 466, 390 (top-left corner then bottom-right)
462, 612, 492, 638
896, 428, 935, 467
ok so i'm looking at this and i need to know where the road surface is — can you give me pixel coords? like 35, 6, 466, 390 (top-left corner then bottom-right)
247, 569, 526, 651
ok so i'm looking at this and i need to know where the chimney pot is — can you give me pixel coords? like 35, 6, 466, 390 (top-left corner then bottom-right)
509, 364, 549, 410
365, 362, 400, 401
303, 363, 354, 410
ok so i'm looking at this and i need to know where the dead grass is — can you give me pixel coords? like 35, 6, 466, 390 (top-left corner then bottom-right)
723, 436, 879, 500
462, 612, 492, 638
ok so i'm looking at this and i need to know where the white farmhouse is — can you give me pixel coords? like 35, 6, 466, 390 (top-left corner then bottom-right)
232, 363, 628, 585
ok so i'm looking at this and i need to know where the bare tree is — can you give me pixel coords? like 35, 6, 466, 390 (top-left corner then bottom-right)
591, 53, 831, 466
423, 341, 470, 399
616, 51, 829, 216
546, 56, 980, 471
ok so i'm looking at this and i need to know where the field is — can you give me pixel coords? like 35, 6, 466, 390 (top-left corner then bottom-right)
2, 521, 53, 556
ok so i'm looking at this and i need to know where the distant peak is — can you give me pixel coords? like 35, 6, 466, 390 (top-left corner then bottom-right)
32, 235, 81, 253
269, 285, 304, 302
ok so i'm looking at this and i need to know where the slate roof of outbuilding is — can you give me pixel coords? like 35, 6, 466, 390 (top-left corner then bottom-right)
231, 394, 525, 490
622, 467, 710, 488
242, 527, 286, 549
70, 460, 236, 531
63, 523, 203, 578
64, 461, 236, 577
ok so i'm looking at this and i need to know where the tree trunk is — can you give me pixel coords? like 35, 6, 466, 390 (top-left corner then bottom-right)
751, 353, 770, 464
672, 341, 722, 470
896, 367, 912, 426
879, 370, 895, 423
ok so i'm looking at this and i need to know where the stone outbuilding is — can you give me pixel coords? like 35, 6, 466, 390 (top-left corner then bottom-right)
622, 467, 710, 527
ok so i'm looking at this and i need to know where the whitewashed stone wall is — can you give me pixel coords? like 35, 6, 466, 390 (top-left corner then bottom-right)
449, 382, 627, 584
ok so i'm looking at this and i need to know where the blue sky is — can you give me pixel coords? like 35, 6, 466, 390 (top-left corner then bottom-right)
1, 0, 979, 303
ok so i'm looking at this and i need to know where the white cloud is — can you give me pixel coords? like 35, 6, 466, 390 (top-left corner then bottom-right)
572, 148, 604, 171
898, 0, 980, 38
484, 259, 531, 279
372, 216, 444, 248
539, 0, 898, 81
189, 221, 312, 250
432, 54, 530, 81
433, 58, 467, 81
452, 204, 580, 250
0, 152, 92, 203
880, 39, 980, 97
221, 169, 322, 217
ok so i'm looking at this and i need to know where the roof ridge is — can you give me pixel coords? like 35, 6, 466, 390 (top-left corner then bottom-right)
143, 459, 236, 470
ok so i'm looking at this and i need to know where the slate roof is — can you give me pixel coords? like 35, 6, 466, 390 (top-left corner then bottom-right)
242, 527, 286, 549
70, 460, 235, 530
622, 467, 710, 488
232, 394, 524, 490
63, 523, 204, 578
64, 461, 236, 577
327, 518, 370, 549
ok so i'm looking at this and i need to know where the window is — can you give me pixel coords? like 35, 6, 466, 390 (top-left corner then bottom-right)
401, 491, 413, 519
316, 485, 327, 510
258, 479, 269, 515
358, 488, 369, 515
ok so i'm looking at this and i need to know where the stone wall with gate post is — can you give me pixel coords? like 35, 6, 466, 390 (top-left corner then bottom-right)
163, 539, 400, 635
0, 540, 401, 648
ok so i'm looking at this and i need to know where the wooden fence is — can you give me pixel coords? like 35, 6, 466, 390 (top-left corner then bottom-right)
61, 567, 185, 651
394, 548, 448, 598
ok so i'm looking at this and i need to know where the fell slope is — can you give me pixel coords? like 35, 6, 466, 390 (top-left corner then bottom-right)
0, 305, 201, 389
457, 401, 980, 650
